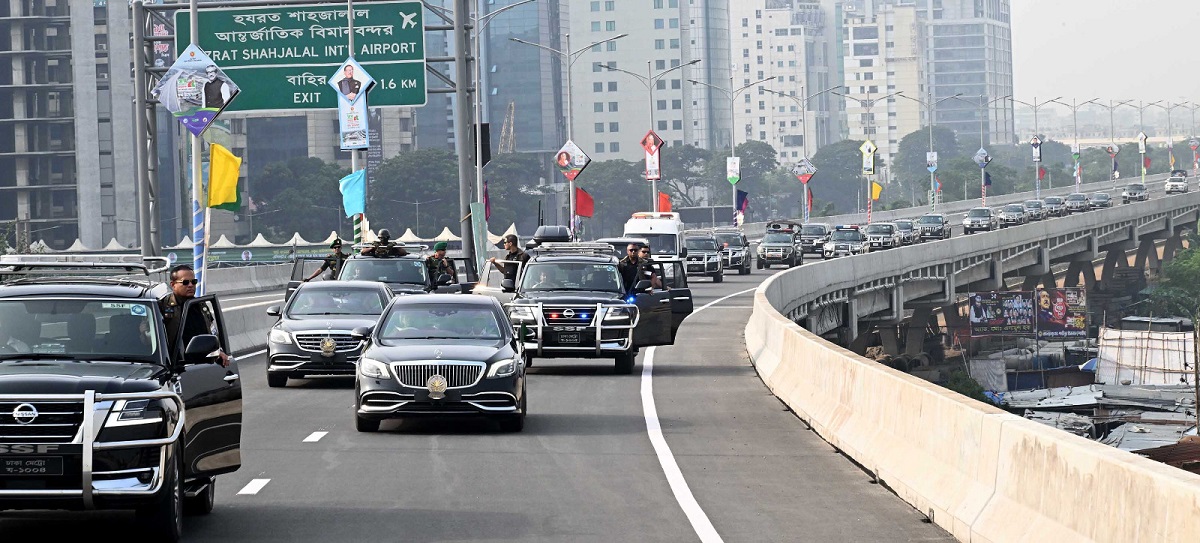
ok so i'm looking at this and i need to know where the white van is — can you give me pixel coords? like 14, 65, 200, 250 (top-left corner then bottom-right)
622, 212, 686, 263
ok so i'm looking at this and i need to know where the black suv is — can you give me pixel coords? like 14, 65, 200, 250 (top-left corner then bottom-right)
683, 230, 724, 283
799, 223, 832, 255
0, 260, 242, 542
916, 214, 952, 240
473, 243, 693, 374
757, 221, 804, 268
711, 227, 752, 275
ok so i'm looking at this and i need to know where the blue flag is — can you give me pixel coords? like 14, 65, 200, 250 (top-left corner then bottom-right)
983, 171, 993, 187
339, 169, 366, 217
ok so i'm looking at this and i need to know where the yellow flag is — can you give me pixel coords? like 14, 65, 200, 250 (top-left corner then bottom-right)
207, 143, 242, 209
871, 181, 883, 201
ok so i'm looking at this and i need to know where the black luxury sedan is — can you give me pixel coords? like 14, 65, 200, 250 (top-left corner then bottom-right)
353, 294, 526, 432
265, 280, 393, 388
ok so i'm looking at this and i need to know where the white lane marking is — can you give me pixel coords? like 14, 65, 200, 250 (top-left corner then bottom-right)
640, 286, 757, 543
222, 292, 284, 302
237, 479, 271, 495
234, 349, 267, 361
303, 431, 328, 443
224, 299, 281, 311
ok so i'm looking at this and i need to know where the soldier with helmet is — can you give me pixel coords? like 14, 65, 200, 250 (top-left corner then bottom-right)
361, 228, 407, 258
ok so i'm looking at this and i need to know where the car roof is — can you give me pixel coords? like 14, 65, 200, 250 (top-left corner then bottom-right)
346, 254, 421, 260
0, 279, 163, 300
529, 254, 617, 264
389, 293, 500, 308
297, 280, 390, 291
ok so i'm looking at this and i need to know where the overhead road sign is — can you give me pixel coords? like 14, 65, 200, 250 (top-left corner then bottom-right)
175, 1, 427, 112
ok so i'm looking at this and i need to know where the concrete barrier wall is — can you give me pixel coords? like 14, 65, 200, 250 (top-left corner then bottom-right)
746, 265, 1200, 542
205, 263, 292, 296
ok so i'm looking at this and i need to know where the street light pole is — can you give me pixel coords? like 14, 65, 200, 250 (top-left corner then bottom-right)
688, 75, 777, 222
600, 58, 701, 211
1088, 99, 1133, 188
1149, 101, 1189, 173
899, 92, 962, 211
1012, 96, 1061, 198
1134, 101, 1162, 181
762, 85, 840, 221
1050, 97, 1099, 192
390, 198, 443, 236
834, 90, 902, 214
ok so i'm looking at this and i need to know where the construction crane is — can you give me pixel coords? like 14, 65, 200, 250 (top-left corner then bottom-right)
498, 101, 516, 153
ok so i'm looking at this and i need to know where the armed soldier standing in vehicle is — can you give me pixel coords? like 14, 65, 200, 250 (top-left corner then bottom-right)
304, 238, 350, 282
361, 228, 408, 257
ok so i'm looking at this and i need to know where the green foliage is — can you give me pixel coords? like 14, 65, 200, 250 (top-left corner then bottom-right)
251, 157, 351, 241
658, 144, 711, 208
809, 139, 866, 214
1146, 242, 1200, 321
574, 159, 648, 238
946, 368, 990, 404
893, 126, 961, 195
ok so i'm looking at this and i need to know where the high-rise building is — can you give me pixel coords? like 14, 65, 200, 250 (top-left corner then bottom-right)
0, 0, 138, 250
566, 0, 726, 162
730, 0, 839, 165
841, 1, 925, 170
484, 0, 568, 154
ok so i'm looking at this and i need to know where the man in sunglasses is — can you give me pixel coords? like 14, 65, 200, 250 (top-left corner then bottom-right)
489, 234, 528, 282
304, 238, 349, 282
159, 265, 229, 367
618, 244, 661, 292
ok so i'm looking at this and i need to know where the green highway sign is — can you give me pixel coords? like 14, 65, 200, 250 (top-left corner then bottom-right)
175, 1, 426, 111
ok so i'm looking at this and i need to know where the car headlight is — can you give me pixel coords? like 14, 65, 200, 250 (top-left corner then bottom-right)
359, 357, 390, 379
104, 399, 165, 427
508, 306, 536, 323
757, 246, 765, 254
706, 254, 718, 261
269, 328, 293, 345
604, 306, 636, 321
487, 356, 521, 378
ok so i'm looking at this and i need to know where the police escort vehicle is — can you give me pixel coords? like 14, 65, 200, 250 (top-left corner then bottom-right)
757, 221, 804, 268
823, 225, 870, 259
682, 230, 724, 283
710, 226, 753, 275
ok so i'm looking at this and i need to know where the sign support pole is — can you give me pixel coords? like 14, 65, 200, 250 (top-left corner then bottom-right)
454, 0, 476, 261
189, 0, 207, 295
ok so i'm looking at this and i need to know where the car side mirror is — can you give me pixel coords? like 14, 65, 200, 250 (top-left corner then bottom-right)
183, 334, 222, 365
501, 278, 515, 292
266, 305, 281, 317
680, 248, 688, 258
351, 326, 373, 341
634, 279, 652, 292
437, 273, 453, 286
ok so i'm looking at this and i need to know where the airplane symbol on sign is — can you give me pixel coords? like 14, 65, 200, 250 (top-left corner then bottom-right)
400, 12, 418, 29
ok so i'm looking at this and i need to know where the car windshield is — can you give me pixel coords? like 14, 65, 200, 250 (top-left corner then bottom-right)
1092, 193, 1110, 200
378, 306, 503, 341
831, 230, 862, 241
1127, 184, 1145, 191
0, 299, 160, 361
865, 224, 893, 234
1025, 201, 1042, 209
762, 232, 793, 243
520, 262, 623, 293
894, 221, 913, 230
714, 233, 742, 248
1045, 197, 1063, 204
1066, 194, 1086, 201
684, 238, 719, 251
634, 233, 677, 256
967, 208, 991, 217
1004, 204, 1024, 212
339, 258, 428, 285
287, 287, 386, 316
918, 216, 943, 225
801, 225, 827, 235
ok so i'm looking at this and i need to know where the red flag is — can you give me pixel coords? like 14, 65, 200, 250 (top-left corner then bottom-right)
658, 192, 671, 212
575, 187, 594, 218
806, 187, 813, 212
1037, 167, 1047, 181
483, 179, 492, 220
1143, 156, 1152, 169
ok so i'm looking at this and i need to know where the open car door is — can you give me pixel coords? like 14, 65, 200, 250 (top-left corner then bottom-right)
657, 261, 693, 341
174, 296, 242, 478
470, 261, 518, 304
632, 287, 672, 347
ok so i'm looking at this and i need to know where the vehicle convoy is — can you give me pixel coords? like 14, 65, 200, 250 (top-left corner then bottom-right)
1023, 199, 1046, 221
916, 213, 952, 240
799, 223, 832, 254
353, 294, 526, 432
682, 231, 724, 282
963, 207, 999, 234
284, 243, 457, 301
1122, 182, 1149, 203
711, 227, 753, 275
1165, 169, 1189, 194
0, 259, 242, 542
622, 212, 687, 265
823, 225, 870, 259
863, 222, 900, 250
473, 242, 693, 374
1043, 196, 1067, 217
757, 221, 804, 268
1064, 192, 1090, 213
1089, 192, 1113, 209
265, 281, 394, 388
998, 203, 1028, 227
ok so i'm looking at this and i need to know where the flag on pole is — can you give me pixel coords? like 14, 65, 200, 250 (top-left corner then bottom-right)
870, 181, 883, 201
734, 190, 749, 226
806, 187, 813, 213
1143, 156, 1152, 169
206, 144, 242, 211
339, 169, 366, 217
984, 171, 993, 187
1037, 167, 1047, 181
935, 176, 942, 192
657, 192, 671, 213
483, 179, 492, 220
575, 186, 594, 218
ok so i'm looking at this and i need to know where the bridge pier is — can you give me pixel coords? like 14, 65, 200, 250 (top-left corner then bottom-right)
905, 306, 934, 357
1135, 237, 1161, 274
879, 326, 900, 356
1161, 235, 1184, 267
1099, 242, 1133, 284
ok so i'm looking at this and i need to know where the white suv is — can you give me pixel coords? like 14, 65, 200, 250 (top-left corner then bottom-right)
1165, 175, 1189, 194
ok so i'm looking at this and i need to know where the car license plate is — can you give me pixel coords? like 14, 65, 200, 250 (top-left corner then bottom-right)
558, 332, 580, 344
2, 457, 63, 476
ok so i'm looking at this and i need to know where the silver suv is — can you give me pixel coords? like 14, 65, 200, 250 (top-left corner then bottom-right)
962, 207, 998, 234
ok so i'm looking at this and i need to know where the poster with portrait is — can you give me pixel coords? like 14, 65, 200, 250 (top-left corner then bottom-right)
150, 44, 239, 137
329, 59, 375, 150
556, 140, 591, 181
968, 291, 1035, 337
327, 57, 375, 106
1036, 288, 1087, 340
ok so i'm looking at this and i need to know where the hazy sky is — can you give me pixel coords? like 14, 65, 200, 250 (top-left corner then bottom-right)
1011, 0, 1200, 104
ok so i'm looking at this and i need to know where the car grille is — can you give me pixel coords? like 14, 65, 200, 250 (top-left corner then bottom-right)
391, 362, 486, 389
295, 332, 361, 353
0, 401, 84, 443
541, 306, 596, 326
835, 244, 849, 251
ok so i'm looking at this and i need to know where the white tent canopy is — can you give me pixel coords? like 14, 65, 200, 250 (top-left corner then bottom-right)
245, 233, 277, 247
284, 232, 310, 246
210, 235, 237, 248
432, 227, 461, 242
171, 236, 194, 249
319, 231, 341, 246
64, 239, 90, 252
398, 228, 422, 243
102, 238, 127, 251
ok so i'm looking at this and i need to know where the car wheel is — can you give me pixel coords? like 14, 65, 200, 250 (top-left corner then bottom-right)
137, 444, 183, 543
740, 262, 751, 275
499, 392, 526, 432
184, 476, 216, 515
711, 272, 723, 283
356, 413, 380, 433
266, 372, 288, 388
615, 351, 635, 375
763, 262, 770, 269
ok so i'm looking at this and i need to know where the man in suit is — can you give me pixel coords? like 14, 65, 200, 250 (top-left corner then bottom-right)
338, 64, 361, 102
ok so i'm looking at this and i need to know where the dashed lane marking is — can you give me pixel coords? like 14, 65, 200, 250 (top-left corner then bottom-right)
303, 431, 328, 443
237, 479, 271, 495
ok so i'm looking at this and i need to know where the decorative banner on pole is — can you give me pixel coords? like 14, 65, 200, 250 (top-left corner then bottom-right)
733, 189, 749, 226
1105, 143, 1119, 157
792, 158, 817, 184
642, 130, 664, 181
926, 151, 938, 172
859, 139, 877, 175
151, 44, 240, 136
1137, 131, 1148, 154
726, 157, 741, 185
1030, 136, 1042, 162
1035, 287, 1088, 340
330, 58, 375, 150
973, 147, 992, 168
556, 140, 591, 181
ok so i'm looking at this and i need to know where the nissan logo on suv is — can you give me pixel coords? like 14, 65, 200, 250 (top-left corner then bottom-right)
12, 403, 38, 425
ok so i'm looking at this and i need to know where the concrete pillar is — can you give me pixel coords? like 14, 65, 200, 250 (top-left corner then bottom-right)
1082, 263, 1097, 290
1063, 261, 1085, 287
1134, 239, 1155, 270
849, 324, 873, 356
1162, 236, 1184, 266
942, 304, 969, 351
1145, 242, 1162, 275
879, 326, 901, 356
1021, 275, 1041, 290
846, 298, 859, 345
905, 306, 933, 356
1101, 248, 1124, 284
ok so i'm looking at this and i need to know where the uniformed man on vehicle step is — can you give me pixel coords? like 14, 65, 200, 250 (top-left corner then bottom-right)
489, 234, 529, 282
424, 241, 457, 283
304, 238, 349, 282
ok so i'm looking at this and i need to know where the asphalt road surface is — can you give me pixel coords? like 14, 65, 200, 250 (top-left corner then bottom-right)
0, 268, 952, 542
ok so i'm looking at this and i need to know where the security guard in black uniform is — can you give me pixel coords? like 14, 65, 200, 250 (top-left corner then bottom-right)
159, 264, 229, 366
618, 244, 661, 293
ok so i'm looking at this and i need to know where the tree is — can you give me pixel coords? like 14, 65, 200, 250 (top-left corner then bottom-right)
658, 145, 711, 208
573, 159, 646, 238
893, 126, 961, 196
1142, 236, 1200, 430
250, 157, 350, 241
808, 139, 865, 214
368, 149, 460, 239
